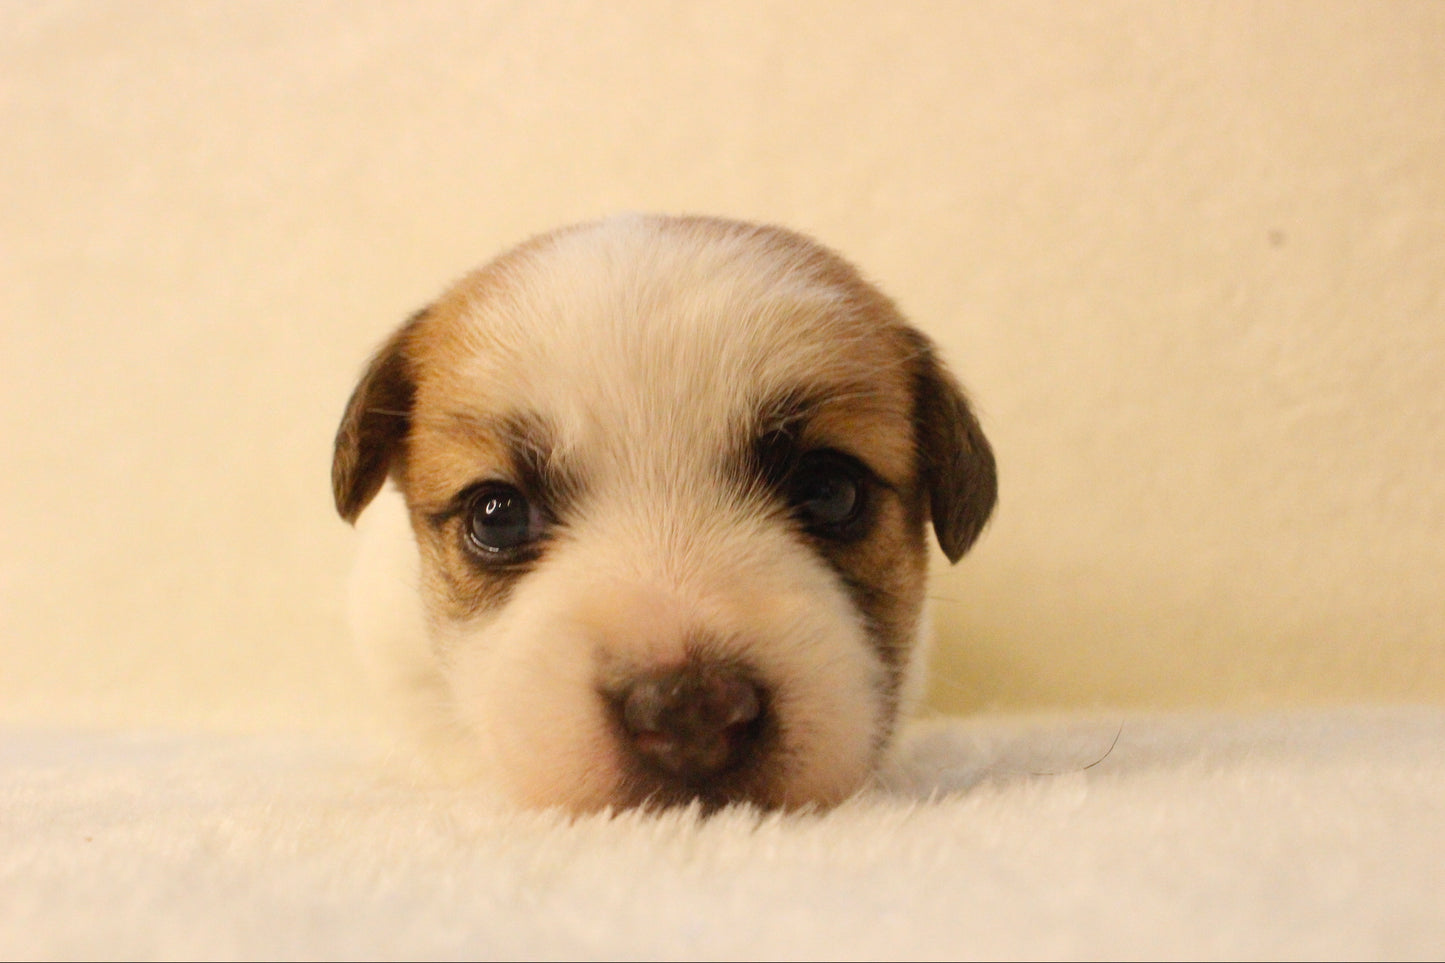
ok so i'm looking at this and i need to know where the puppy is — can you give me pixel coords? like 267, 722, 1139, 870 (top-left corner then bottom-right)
333, 214, 995, 812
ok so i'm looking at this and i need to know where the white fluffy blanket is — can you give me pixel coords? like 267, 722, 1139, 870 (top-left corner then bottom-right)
4, 706, 1443, 960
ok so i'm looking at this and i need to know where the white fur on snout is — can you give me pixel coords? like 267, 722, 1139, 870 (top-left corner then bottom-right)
440, 499, 886, 812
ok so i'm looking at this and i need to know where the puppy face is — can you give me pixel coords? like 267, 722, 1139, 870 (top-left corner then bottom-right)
333, 215, 995, 812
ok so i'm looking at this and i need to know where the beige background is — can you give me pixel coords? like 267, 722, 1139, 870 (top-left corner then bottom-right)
2, 0, 1442, 733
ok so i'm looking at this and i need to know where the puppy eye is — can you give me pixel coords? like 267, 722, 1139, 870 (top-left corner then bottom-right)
464, 484, 541, 555
788, 450, 871, 540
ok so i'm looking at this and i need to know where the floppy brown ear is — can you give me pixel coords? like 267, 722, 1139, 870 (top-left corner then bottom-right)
910, 332, 998, 563
331, 311, 425, 524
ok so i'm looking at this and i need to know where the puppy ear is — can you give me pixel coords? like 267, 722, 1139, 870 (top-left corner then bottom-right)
331, 311, 425, 524
910, 332, 998, 563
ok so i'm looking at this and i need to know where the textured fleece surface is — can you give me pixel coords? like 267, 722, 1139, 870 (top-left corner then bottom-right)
5, 706, 1442, 960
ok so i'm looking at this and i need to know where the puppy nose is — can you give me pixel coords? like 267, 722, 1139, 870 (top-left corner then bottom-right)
618, 664, 765, 781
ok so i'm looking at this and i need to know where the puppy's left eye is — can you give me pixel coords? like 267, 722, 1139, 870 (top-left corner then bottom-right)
788, 450, 871, 540
464, 484, 543, 556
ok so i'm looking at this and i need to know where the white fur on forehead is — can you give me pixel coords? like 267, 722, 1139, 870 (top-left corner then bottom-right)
445, 216, 889, 435
478, 214, 856, 338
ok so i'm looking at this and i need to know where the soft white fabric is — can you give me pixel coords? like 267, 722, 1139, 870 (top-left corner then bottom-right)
4, 706, 1442, 960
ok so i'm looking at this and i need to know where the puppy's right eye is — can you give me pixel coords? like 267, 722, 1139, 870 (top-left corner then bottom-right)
464, 484, 541, 555
787, 450, 873, 542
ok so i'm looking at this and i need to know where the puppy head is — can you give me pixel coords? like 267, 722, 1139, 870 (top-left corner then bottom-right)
333, 214, 995, 812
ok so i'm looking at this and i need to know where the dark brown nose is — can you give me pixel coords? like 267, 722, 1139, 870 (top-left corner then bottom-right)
617, 663, 766, 782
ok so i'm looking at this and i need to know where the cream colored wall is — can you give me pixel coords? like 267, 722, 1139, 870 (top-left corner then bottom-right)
2, 1, 1442, 732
